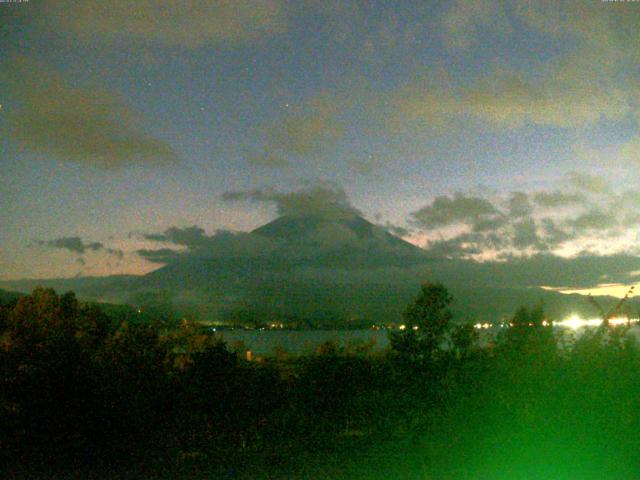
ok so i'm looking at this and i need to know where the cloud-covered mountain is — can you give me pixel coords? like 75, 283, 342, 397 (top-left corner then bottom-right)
4, 183, 639, 325
3, 208, 639, 325
139, 212, 430, 290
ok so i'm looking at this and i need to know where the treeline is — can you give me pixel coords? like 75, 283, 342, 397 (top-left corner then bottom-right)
1, 285, 640, 479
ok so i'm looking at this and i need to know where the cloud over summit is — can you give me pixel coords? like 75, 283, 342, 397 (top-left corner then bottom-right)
222, 185, 361, 219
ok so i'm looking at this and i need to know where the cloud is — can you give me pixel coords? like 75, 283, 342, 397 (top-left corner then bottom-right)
407, 193, 565, 258
425, 229, 512, 258
349, 153, 390, 179
315, 0, 428, 65
533, 191, 585, 208
410, 193, 499, 229
394, 1, 638, 134
471, 215, 508, 234
446, 0, 640, 64
514, 1, 640, 63
398, 62, 633, 131
423, 216, 549, 259
567, 172, 611, 195
4, 57, 178, 168
136, 248, 183, 264
603, 190, 640, 229
512, 218, 541, 249
623, 212, 640, 228
141, 224, 277, 262
106, 248, 125, 260
618, 136, 640, 166
222, 184, 361, 219
144, 226, 210, 249
36, 236, 104, 254
33, 236, 125, 265
382, 223, 411, 238
540, 218, 575, 247
42, 0, 288, 48
442, 0, 512, 51
567, 209, 618, 233
410, 183, 637, 260
250, 94, 344, 167
137, 225, 277, 265
507, 192, 533, 218
424, 233, 484, 259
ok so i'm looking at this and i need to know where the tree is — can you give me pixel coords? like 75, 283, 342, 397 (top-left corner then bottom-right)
500, 304, 555, 357
390, 282, 453, 363
1, 289, 112, 461
451, 322, 479, 358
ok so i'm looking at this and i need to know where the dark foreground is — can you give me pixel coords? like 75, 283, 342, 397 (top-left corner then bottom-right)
2, 288, 640, 479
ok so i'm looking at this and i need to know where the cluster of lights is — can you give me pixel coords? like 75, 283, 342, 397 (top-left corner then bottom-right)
475, 323, 493, 330
397, 325, 420, 331
554, 315, 637, 330
473, 315, 639, 331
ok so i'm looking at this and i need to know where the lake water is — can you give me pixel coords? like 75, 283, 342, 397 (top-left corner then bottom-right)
214, 329, 389, 356
213, 324, 640, 357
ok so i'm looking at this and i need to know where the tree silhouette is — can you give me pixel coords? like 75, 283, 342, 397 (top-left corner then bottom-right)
589, 285, 635, 328
500, 304, 555, 358
390, 282, 453, 363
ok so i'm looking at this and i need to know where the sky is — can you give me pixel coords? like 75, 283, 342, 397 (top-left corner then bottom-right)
1, 0, 640, 291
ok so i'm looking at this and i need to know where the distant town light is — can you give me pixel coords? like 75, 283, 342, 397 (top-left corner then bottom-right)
473, 323, 492, 329
609, 317, 631, 327
471, 316, 639, 331
553, 314, 638, 330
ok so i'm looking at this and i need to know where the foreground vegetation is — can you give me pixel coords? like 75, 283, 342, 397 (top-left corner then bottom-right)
1, 286, 640, 479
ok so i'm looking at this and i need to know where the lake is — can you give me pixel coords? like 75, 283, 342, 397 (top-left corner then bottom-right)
213, 324, 640, 357
214, 329, 389, 356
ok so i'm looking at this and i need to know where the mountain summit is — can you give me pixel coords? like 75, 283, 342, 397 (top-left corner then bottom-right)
249, 214, 427, 267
